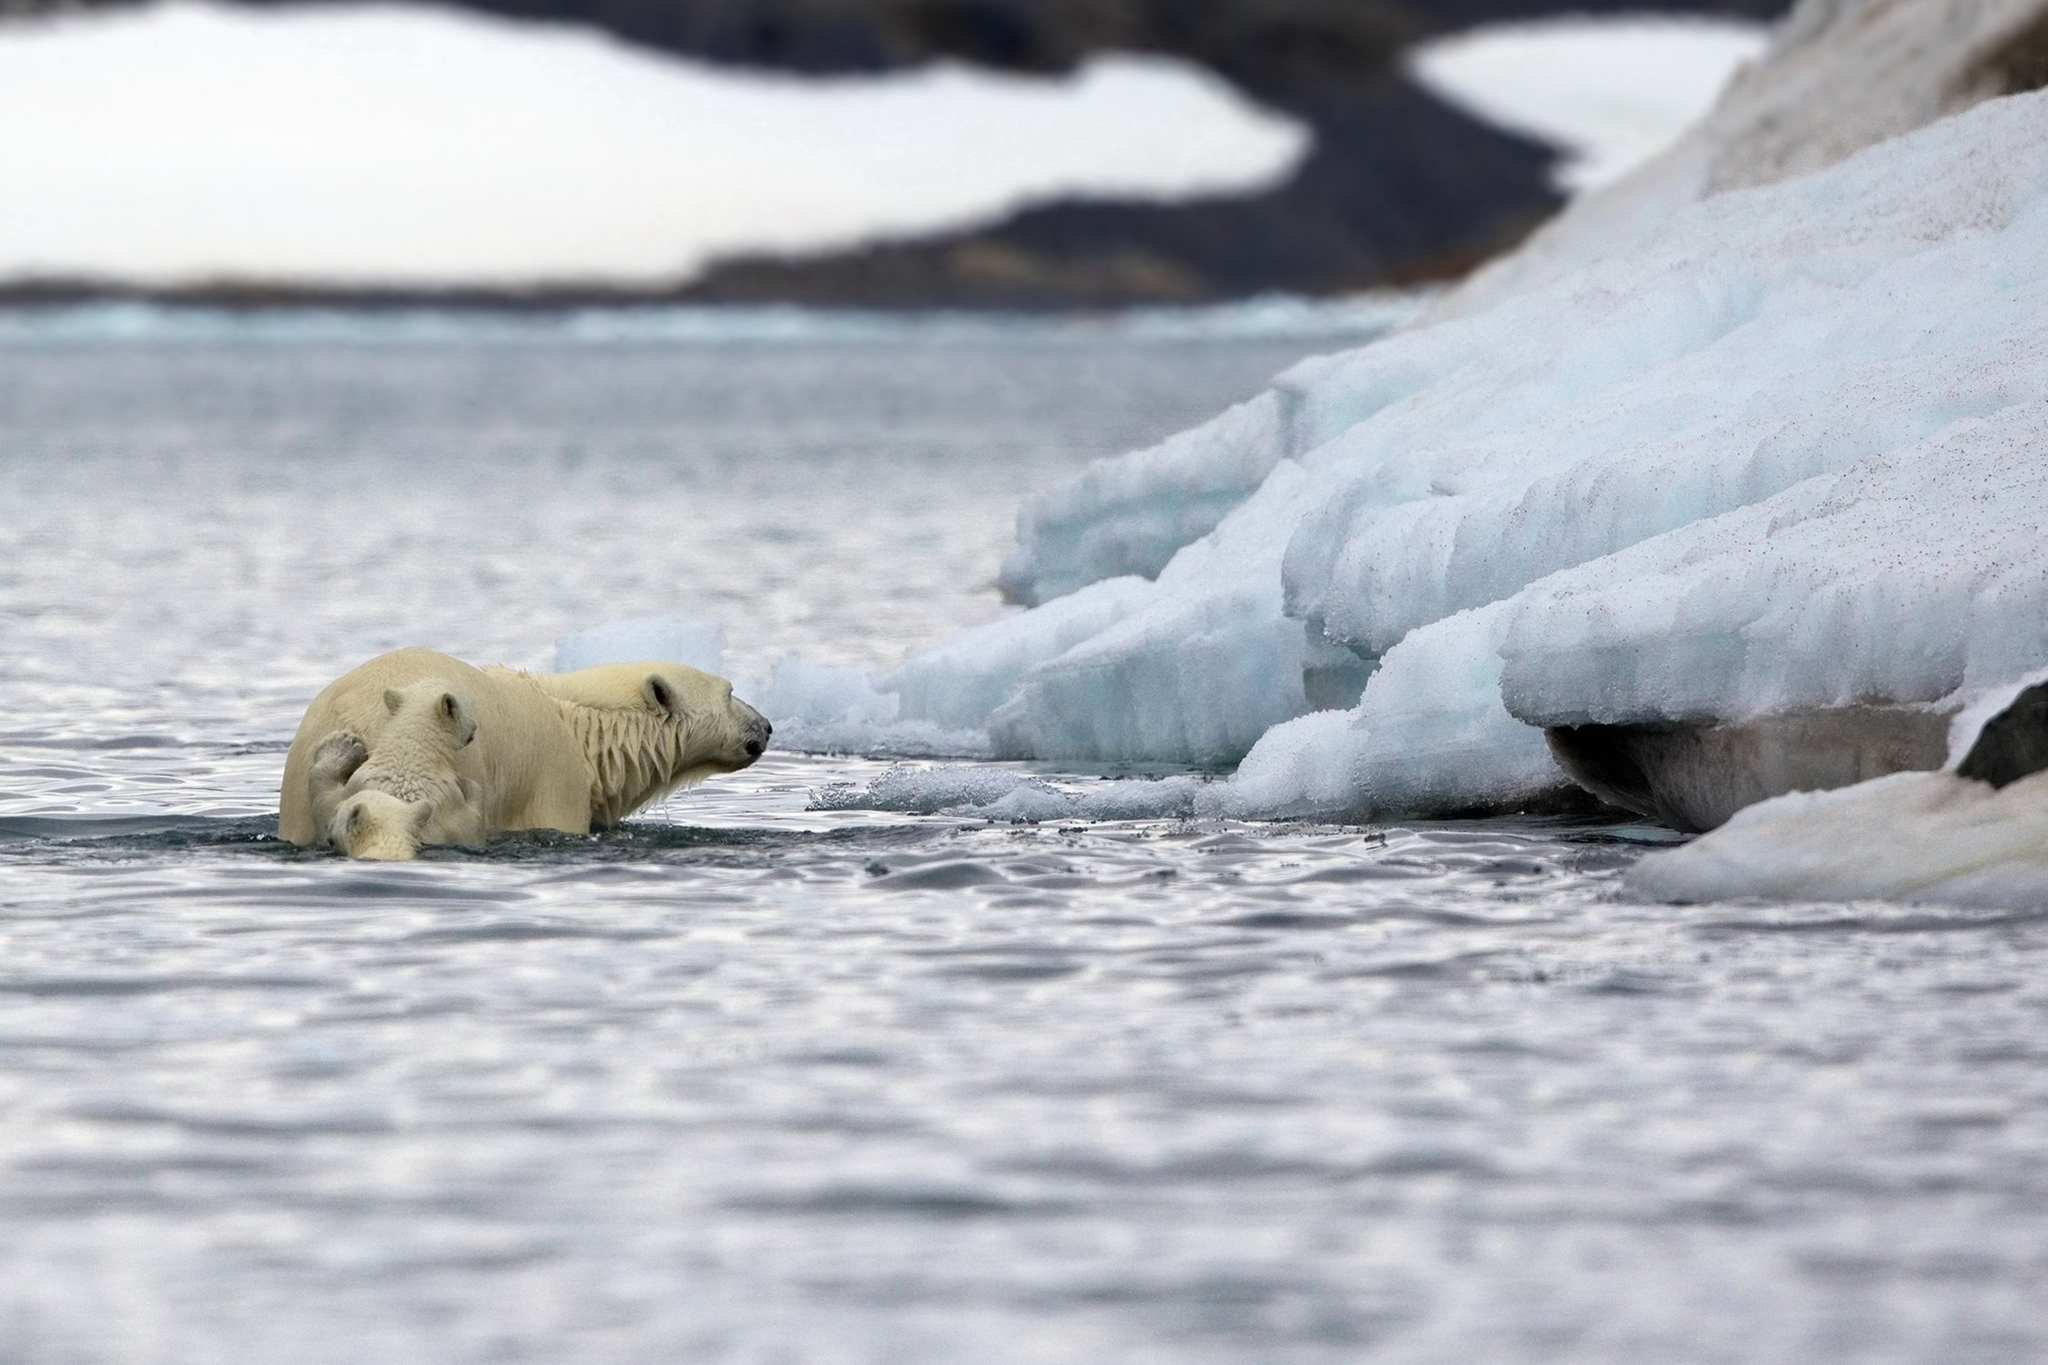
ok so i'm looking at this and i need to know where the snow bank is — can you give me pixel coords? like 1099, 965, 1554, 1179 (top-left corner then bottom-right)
0, 0, 1304, 287
848, 0, 2048, 829
954, 87, 2048, 786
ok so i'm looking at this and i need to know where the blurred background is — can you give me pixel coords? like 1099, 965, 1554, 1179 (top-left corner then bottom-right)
0, 0, 1786, 310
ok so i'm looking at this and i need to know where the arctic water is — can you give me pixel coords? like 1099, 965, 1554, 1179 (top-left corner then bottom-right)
1, 317, 2042, 1364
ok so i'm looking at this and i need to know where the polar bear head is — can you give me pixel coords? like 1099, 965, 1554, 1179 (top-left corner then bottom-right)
328, 788, 435, 861
532, 660, 772, 826
324, 774, 488, 861
382, 683, 477, 750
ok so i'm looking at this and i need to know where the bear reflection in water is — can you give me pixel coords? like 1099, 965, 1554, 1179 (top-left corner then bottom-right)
279, 647, 771, 860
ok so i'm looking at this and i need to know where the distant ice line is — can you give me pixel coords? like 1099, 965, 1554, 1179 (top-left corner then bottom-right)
0, 292, 1433, 347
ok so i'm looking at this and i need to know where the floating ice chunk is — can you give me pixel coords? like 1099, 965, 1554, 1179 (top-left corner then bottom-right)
555, 617, 725, 675
809, 763, 1206, 822
948, 83, 2048, 823
755, 657, 987, 758
1623, 769, 2048, 908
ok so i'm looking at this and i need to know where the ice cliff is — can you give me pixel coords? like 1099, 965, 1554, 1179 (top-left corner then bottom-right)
854, 0, 2048, 830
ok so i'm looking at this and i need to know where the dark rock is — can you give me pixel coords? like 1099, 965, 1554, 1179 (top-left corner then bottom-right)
1956, 682, 2048, 789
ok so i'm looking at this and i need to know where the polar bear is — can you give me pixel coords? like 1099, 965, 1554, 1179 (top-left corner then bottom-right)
328, 789, 441, 861
305, 685, 490, 858
280, 647, 771, 850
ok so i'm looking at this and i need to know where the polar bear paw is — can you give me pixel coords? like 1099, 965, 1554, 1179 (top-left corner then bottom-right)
310, 731, 369, 785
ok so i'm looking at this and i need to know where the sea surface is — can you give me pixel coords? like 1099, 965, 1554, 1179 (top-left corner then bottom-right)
1, 312, 2043, 1365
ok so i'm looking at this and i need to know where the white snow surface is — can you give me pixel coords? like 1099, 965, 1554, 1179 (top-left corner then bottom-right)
0, 0, 1306, 287
1409, 17, 1768, 192
1499, 403, 2048, 729
1438, 0, 2048, 322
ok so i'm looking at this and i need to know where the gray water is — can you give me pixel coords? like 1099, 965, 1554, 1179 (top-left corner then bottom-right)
1, 326, 2044, 1364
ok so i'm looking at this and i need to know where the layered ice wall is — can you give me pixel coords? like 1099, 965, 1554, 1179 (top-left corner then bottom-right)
839, 0, 2048, 824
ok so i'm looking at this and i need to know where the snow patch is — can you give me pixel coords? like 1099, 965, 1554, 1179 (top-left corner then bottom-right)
0, 0, 1307, 287
1410, 16, 1768, 192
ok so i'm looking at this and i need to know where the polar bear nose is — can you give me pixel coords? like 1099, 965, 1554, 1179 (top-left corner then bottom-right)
743, 714, 772, 759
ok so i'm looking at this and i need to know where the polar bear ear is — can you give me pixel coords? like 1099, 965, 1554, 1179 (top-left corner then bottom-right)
455, 775, 483, 807
439, 691, 478, 747
643, 673, 679, 716
407, 801, 434, 836
384, 688, 405, 715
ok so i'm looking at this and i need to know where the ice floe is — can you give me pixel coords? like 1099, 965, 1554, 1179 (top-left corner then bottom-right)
811, 3, 2048, 842
944, 85, 2048, 795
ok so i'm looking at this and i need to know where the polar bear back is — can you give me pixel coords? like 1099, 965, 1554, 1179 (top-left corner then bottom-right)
279, 648, 592, 846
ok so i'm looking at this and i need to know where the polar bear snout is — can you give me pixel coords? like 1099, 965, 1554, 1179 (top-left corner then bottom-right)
738, 702, 772, 760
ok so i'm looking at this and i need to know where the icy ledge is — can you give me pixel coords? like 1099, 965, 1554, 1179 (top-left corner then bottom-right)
877, 81, 2048, 819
